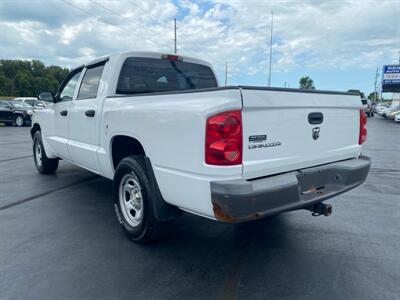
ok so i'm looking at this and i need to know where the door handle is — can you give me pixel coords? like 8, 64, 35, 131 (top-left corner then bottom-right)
85, 110, 95, 117
308, 112, 323, 124
60, 110, 68, 116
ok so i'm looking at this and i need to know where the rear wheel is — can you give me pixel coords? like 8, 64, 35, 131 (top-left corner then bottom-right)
113, 155, 159, 243
33, 131, 59, 174
15, 115, 25, 127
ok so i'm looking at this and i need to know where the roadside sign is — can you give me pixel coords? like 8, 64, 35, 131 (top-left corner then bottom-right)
382, 65, 400, 93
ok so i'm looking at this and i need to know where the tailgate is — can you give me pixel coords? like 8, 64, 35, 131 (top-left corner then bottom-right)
240, 87, 362, 179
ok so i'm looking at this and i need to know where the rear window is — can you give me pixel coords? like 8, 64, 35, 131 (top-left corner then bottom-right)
116, 57, 218, 94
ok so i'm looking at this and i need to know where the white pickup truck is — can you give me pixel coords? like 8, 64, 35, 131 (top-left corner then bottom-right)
32, 51, 371, 242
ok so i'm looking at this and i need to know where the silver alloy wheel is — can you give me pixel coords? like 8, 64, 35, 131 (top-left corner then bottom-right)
15, 116, 24, 126
119, 173, 143, 227
35, 142, 42, 167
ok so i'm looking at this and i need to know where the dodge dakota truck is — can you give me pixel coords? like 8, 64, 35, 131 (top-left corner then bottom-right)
32, 51, 371, 243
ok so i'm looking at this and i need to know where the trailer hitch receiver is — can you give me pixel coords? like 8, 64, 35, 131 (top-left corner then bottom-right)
306, 202, 332, 217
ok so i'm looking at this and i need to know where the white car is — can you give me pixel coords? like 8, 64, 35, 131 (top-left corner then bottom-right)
376, 105, 389, 115
31, 51, 371, 243
13, 97, 46, 110
395, 112, 400, 122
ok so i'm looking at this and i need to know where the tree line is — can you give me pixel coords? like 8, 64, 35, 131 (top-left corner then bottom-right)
0, 59, 379, 101
0, 59, 69, 97
298, 76, 380, 101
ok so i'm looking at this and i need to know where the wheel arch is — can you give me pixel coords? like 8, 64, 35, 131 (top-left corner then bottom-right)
110, 134, 181, 222
110, 135, 146, 171
31, 123, 41, 139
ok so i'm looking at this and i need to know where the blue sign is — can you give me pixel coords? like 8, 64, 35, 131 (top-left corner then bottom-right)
382, 65, 400, 92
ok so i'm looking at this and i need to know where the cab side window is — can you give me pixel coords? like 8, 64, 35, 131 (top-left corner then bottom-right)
59, 71, 82, 102
77, 64, 105, 100
0, 102, 11, 109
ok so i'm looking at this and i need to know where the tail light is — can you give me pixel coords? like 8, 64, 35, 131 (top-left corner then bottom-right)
359, 109, 367, 145
205, 110, 242, 165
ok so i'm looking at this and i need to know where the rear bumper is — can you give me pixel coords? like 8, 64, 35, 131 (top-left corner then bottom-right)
210, 156, 371, 223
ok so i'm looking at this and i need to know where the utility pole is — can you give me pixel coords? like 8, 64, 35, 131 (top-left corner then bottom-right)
268, 11, 273, 87
225, 61, 228, 86
174, 18, 177, 54
374, 68, 379, 102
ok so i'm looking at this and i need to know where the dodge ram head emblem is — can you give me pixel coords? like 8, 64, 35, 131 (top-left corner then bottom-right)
312, 127, 320, 140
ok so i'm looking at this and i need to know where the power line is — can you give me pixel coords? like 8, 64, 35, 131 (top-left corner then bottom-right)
90, 0, 256, 84
60, 0, 120, 28
88, 0, 169, 39
60, 0, 259, 85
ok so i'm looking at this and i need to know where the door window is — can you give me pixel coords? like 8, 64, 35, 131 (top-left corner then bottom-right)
0, 102, 11, 109
59, 71, 82, 102
77, 65, 105, 100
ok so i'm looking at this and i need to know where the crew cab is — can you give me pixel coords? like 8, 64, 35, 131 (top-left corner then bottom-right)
31, 51, 371, 243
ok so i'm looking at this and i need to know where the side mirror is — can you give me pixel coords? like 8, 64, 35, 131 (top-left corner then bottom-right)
37, 92, 55, 103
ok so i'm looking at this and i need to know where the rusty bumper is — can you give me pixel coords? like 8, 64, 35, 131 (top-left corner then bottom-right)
211, 156, 371, 223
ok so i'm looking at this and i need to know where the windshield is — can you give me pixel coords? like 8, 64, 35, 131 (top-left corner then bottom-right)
116, 57, 218, 94
11, 101, 32, 108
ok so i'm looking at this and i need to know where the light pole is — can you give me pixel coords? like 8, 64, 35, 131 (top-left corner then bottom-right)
268, 11, 273, 87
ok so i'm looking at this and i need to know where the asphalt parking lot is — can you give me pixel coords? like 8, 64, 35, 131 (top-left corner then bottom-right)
0, 117, 399, 300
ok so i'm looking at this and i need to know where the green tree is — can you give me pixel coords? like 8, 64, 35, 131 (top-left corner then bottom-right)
0, 74, 13, 95
299, 76, 315, 90
347, 89, 365, 99
367, 92, 380, 102
14, 70, 34, 96
31, 60, 46, 77
0, 59, 69, 96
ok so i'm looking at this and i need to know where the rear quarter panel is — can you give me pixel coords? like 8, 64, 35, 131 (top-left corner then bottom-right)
99, 89, 242, 217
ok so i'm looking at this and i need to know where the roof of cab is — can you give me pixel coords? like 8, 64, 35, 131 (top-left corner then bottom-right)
85, 51, 213, 69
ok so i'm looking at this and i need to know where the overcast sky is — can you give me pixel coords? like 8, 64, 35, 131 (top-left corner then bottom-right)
0, 0, 399, 94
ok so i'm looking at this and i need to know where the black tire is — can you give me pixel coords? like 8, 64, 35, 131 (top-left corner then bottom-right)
113, 155, 159, 243
33, 131, 59, 174
14, 114, 25, 127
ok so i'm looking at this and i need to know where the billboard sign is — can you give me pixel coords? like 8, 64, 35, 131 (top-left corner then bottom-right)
382, 65, 400, 93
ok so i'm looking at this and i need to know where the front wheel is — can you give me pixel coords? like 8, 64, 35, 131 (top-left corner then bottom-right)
113, 155, 159, 243
33, 131, 59, 174
15, 115, 25, 127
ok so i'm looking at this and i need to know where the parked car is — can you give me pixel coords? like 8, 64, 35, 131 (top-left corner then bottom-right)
375, 103, 390, 114
361, 99, 374, 117
383, 105, 400, 118
31, 51, 371, 243
13, 97, 47, 110
395, 112, 400, 123
387, 109, 400, 120
0, 100, 34, 126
